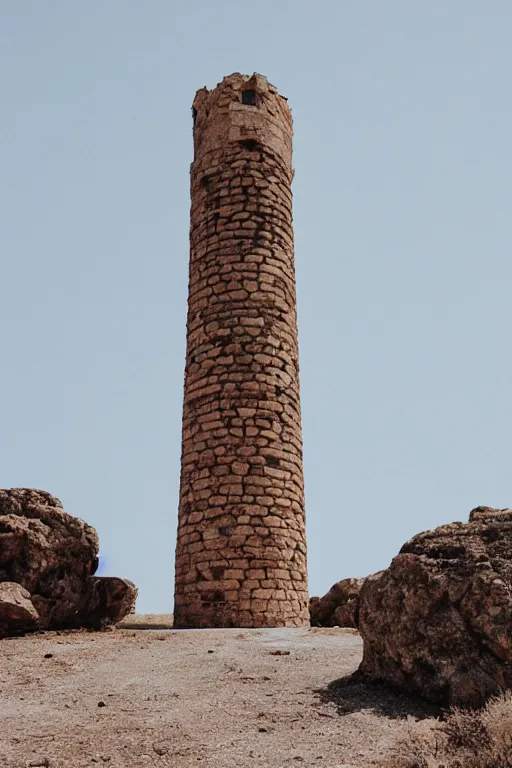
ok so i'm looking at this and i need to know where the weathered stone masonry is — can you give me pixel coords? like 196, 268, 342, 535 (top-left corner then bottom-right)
174, 73, 309, 628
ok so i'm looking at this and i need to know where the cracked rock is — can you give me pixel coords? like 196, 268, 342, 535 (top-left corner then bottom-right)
0, 488, 136, 635
357, 506, 512, 707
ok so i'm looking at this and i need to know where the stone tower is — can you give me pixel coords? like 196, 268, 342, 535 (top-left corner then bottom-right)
174, 73, 308, 628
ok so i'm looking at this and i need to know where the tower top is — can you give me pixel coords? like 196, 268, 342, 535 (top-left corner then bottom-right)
193, 72, 290, 110
191, 72, 292, 169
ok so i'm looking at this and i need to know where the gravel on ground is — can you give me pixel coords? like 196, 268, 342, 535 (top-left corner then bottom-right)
0, 624, 439, 768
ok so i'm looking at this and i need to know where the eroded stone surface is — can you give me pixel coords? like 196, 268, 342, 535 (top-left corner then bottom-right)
0, 582, 39, 636
309, 578, 364, 628
0, 488, 98, 628
174, 73, 308, 628
78, 577, 137, 629
0, 488, 136, 633
358, 506, 512, 707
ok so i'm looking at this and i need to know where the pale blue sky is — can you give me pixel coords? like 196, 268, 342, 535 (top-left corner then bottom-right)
2, 2, 512, 612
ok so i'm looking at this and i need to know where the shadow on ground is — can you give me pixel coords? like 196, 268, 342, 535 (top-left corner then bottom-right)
316, 673, 442, 720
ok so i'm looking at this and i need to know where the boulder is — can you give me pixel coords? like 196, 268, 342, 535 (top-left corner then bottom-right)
357, 506, 512, 708
78, 577, 137, 629
0, 582, 39, 636
309, 578, 364, 627
0, 488, 136, 634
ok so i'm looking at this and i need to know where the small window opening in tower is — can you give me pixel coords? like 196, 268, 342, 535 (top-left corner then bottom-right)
241, 89, 257, 106
239, 139, 261, 151
192, 106, 197, 124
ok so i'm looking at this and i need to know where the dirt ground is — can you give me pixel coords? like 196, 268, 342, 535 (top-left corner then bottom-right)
0, 621, 440, 768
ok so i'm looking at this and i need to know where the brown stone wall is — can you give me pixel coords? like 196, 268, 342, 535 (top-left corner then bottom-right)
174, 73, 308, 628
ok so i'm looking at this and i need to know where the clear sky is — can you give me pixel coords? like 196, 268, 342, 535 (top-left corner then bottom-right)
2, 1, 512, 613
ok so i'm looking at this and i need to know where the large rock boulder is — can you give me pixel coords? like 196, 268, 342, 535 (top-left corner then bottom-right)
309, 578, 364, 628
0, 489, 137, 635
357, 506, 512, 708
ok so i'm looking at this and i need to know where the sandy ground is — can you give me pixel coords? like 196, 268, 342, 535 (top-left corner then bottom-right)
0, 621, 439, 768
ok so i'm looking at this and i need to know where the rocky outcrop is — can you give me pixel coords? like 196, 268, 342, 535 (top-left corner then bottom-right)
309, 578, 364, 628
357, 506, 512, 708
0, 489, 137, 636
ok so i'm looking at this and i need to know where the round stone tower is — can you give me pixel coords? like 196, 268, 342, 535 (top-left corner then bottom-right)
174, 73, 308, 628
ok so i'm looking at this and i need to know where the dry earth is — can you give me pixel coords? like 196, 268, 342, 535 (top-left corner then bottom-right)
0, 621, 440, 768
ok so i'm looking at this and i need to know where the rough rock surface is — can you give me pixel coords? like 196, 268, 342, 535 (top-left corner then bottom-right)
0, 489, 136, 635
357, 506, 512, 707
79, 576, 138, 629
309, 578, 364, 628
0, 582, 39, 636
